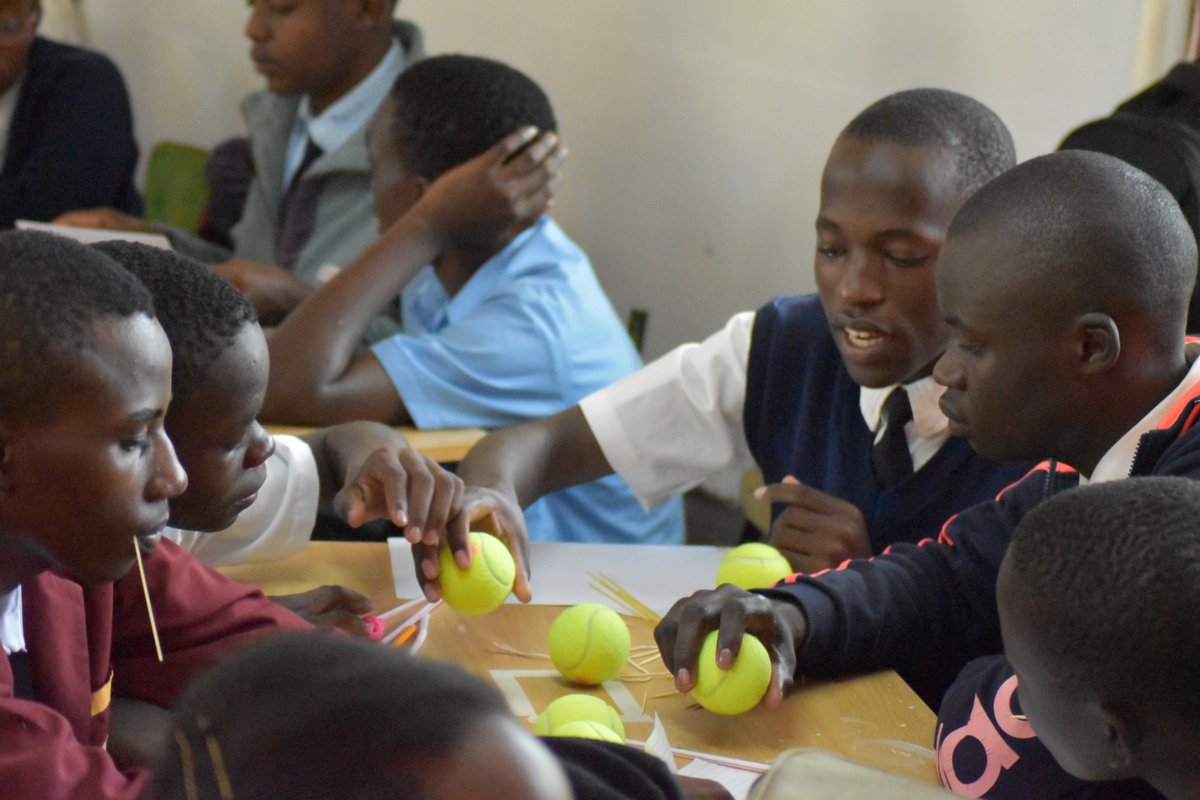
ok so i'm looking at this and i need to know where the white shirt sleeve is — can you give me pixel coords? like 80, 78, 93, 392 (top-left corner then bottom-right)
579, 311, 757, 509
164, 434, 320, 567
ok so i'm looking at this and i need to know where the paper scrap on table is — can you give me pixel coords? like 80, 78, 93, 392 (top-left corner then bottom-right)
643, 714, 677, 773
16, 219, 172, 249
388, 539, 723, 616
677, 758, 760, 800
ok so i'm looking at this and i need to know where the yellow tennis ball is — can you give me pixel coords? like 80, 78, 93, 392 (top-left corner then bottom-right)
548, 602, 631, 685
715, 542, 793, 590
437, 531, 515, 616
533, 693, 626, 739
549, 720, 625, 743
691, 631, 771, 715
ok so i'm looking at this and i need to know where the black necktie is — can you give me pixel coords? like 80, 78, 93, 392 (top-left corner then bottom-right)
290, 136, 323, 190
872, 387, 914, 486
277, 137, 324, 272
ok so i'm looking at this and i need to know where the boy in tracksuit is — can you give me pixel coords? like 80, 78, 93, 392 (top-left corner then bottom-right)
654, 150, 1199, 800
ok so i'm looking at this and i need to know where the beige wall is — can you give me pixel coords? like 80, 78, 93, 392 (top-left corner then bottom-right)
42, 1, 1180, 360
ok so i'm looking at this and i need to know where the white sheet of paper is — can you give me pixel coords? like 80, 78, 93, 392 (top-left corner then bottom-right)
388, 538, 723, 616
643, 714, 677, 774
677, 757, 760, 800
16, 219, 172, 249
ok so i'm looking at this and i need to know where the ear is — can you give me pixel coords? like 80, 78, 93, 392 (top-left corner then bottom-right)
1099, 703, 1143, 775
1074, 312, 1120, 376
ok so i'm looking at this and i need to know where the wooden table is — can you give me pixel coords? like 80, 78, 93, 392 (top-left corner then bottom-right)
219, 541, 940, 786
265, 424, 485, 463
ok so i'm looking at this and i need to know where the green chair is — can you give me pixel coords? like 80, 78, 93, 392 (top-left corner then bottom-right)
142, 141, 210, 233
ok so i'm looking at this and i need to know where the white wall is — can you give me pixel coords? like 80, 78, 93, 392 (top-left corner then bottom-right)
43, 0, 1174, 362
40, 0, 1185, 500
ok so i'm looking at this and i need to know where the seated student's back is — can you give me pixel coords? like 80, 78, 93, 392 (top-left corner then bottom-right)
264, 54, 685, 545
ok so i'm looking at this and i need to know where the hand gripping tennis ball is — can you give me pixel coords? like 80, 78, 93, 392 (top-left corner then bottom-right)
549, 720, 625, 743
437, 531, 515, 615
691, 631, 771, 715
548, 602, 631, 685
715, 542, 792, 590
533, 693, 626, 739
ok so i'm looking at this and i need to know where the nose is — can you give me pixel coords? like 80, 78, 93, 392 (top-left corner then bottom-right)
932, 347, 962, 390
149, 431, 188, 502
244, 423, 275, 470
244, 5, 268, 42
839, 253, 886, 308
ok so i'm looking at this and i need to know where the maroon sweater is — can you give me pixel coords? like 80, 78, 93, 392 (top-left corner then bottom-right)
0, 540, 312, 799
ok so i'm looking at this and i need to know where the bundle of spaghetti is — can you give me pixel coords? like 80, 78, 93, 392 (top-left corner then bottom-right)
587, 571, 660, 625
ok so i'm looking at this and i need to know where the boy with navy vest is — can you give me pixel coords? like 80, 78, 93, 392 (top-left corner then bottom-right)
655, 150, 1198, 799
426, 89, 1031, 602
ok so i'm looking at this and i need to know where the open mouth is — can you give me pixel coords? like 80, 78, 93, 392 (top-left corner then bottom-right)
844, 328, 887, 349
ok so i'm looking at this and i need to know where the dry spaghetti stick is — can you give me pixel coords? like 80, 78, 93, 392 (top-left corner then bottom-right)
133, 537, 163, 663
590, 572, 660, 624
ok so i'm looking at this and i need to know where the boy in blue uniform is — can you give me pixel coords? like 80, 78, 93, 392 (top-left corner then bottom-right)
996, 478, 1200, 800
655, 150, 1198, 799
263, 55, 684, 546
424, 89, 1030, 601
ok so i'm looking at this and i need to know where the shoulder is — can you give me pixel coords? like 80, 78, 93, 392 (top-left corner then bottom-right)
26, 36, 123, 83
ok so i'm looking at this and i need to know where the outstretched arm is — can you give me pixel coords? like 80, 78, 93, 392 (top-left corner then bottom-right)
411, 405, 611, 603
262, 128, 564, 425
302, 421, 463, 539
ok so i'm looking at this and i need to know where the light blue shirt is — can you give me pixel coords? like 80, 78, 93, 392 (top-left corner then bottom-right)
372, 217, 685, 544
283, 39, 405, 190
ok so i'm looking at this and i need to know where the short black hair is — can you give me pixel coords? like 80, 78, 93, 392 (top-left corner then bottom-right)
92, 241, 257, 405
841, 88, 1015, 196
0, 231, 154, 424
154, 633, 512, 800
947, 149, 1198, 336
388, 54, 557, 179
1006, 477, 1200, 726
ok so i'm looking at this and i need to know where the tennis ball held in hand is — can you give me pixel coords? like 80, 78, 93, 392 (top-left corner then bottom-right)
548, 602, 631, 685
437, 531, 515, 615
716, 542, 792, 590
691, 631, 771, 715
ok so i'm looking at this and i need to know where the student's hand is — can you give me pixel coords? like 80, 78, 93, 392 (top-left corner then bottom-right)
410, 484, 533, 604
333, 446, 464, 542
675, 776, 735, 800
410, 126, 566, 250
653, 584, 806, 711
212, 257, 315, 326
53, 206, 153, 232
268, 585, 375, 637
757, 475, 872, 573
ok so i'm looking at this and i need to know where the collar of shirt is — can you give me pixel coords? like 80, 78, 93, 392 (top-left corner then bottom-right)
859, 376, 949, 439
284, 39, 405, 189
404, 218, 547, 333
0, 70, 25, 168
1085, 340, 1200, 484
0, 585, 24, 655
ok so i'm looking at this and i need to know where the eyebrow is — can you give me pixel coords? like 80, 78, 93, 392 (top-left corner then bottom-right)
126, 408, 165, 426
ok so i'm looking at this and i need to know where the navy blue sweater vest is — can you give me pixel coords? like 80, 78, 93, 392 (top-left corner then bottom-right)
742, 294, 1031, 551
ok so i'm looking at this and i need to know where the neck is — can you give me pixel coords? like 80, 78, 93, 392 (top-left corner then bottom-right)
432, 244, 499, 299
308, 32, 391, 116
0, 536, 49, 594
1069, 355, 1190, 478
